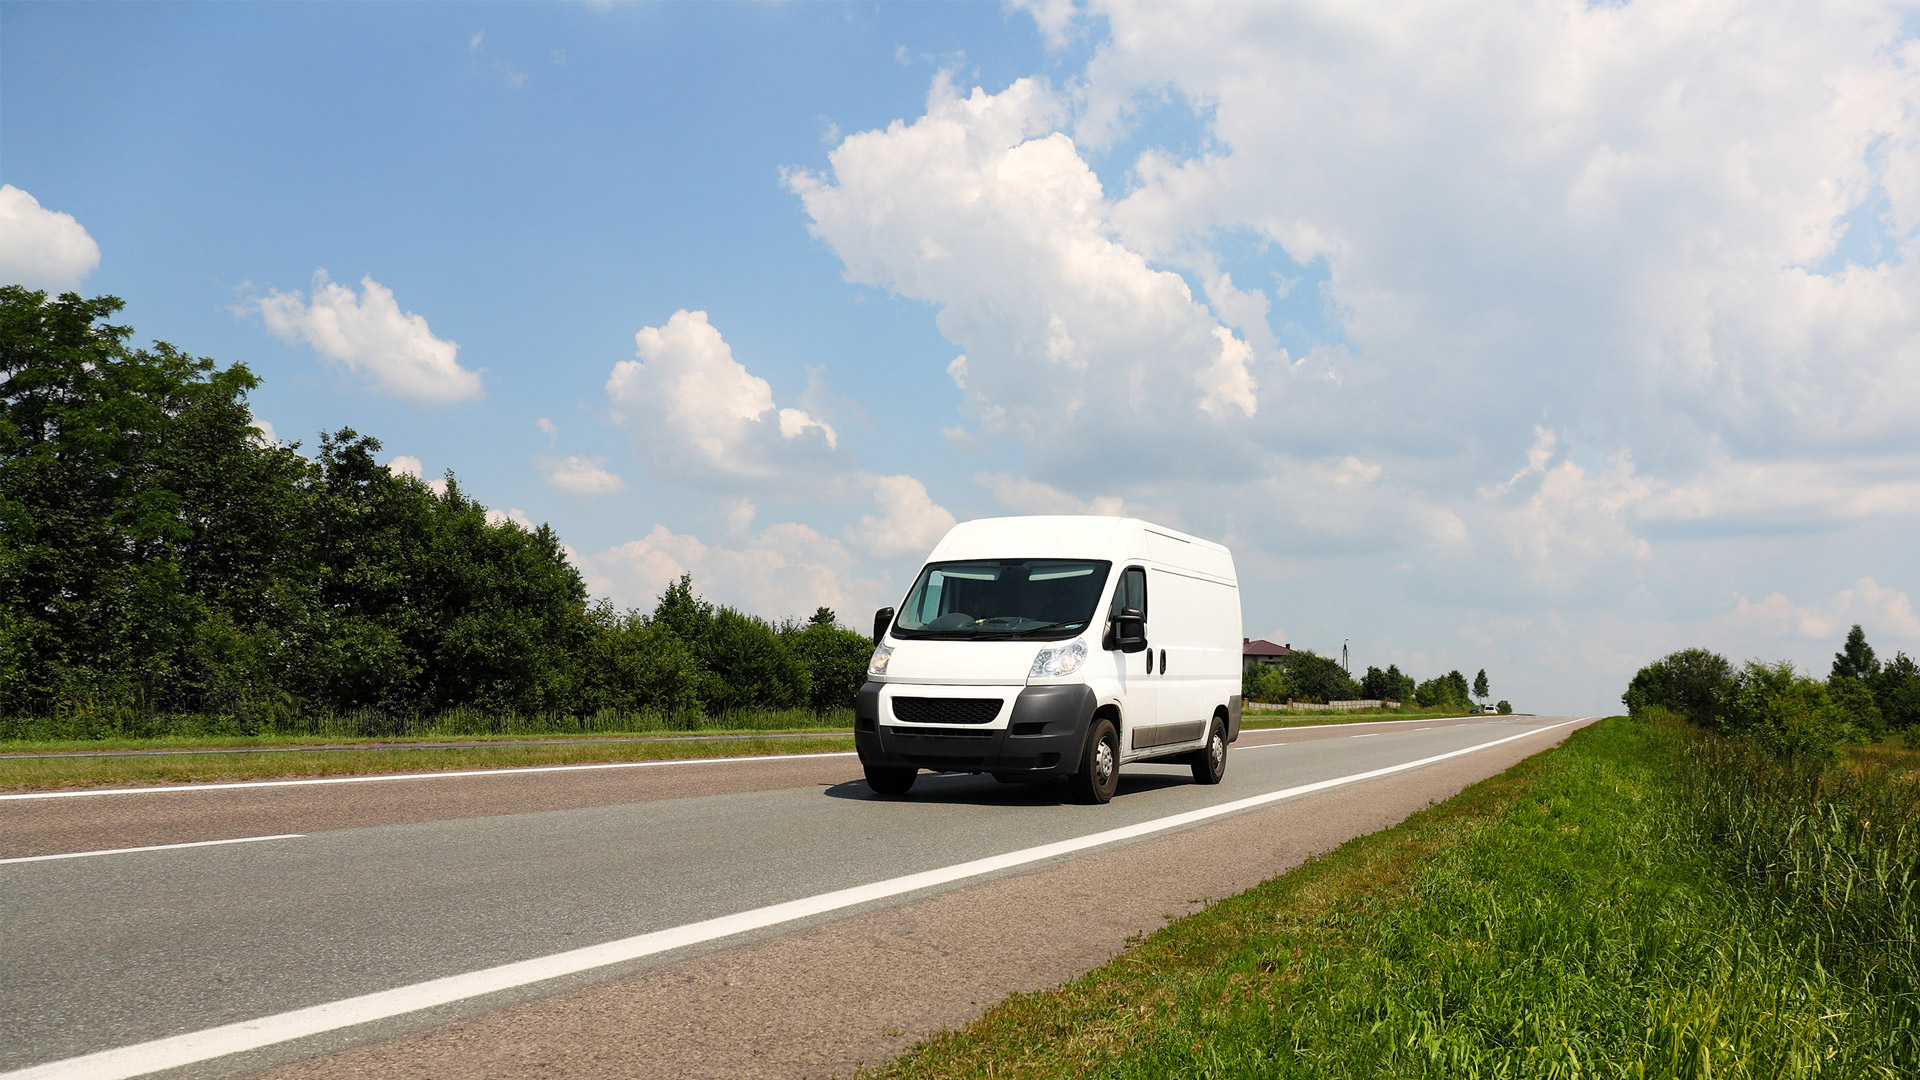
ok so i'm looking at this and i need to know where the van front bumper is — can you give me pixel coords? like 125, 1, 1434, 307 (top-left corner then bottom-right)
855, 682, 1098, 776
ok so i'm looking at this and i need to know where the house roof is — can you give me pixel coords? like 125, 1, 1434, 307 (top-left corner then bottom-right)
1243, 637, 1293, 658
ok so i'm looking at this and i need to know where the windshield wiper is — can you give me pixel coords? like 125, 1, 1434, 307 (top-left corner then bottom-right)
1012, 621, 1084, 637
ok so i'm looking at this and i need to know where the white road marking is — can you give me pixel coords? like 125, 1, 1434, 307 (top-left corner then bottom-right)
0, 834, 304, 866
1240, 713, 1481, 732
2, 718, 1591, 1080
1349, 733, 1380, 738
0, 751, 861, 802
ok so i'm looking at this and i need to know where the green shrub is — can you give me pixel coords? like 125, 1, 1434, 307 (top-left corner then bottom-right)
1622, 646, 1733, 724
1719, 659, 1865, 761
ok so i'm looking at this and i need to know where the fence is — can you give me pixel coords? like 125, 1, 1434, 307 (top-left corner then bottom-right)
1243, 699, 1399, 713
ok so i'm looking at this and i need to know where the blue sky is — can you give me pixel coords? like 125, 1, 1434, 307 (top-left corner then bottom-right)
7, 1, 1920, 714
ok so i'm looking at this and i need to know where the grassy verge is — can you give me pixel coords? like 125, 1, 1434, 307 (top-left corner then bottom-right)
869, 717, 1917, 1079
0, 705, 854, 743
0, 723, 851, 756
0, 733, 855, 792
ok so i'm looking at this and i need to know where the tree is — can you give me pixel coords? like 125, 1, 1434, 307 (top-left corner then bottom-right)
786, 622, 873, 713
1721, 659, 1865, 759
1278, 650, 1361, 703
1831, 623, 1880, 683
1415, 671, 1473, 710
1875, 651, 1920, 731
1621, 648, 1733, 725
1473, 669, 1490, 701
807, 607, 837, 629
1496, 700, 1512, 715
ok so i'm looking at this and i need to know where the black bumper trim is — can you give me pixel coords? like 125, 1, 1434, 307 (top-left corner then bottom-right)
856, 682, 1097, 775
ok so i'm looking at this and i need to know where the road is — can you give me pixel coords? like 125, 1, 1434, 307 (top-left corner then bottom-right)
0, 714, 1592, 1080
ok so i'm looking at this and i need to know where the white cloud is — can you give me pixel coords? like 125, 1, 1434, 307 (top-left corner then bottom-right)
975, 472, 1132, 517
1073, 0, 1920, 482
606, 309, 840, 487
385, 454, 450, 495
0, 185, 100, 291
468, 30, 484, 51
250, 415, 279, 447
1007, 0, 1085, 51
788, 75, 1260, 479
486, 507, 539, 531
584, 521, 887, 621
852, 474, 957, 558
538, 454, 624, 496
1721, 578, 1920, 649
536, 416, 558, 442
254, 271, 483, 403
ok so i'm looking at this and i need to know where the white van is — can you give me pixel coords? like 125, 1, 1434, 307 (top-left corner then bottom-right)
855, 516, 1243, 804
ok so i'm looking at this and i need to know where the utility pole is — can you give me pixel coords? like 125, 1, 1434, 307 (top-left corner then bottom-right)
1342, 638, 1349, 674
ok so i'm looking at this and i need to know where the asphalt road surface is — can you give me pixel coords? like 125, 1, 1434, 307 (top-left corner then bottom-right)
0, 714, 1593, 1080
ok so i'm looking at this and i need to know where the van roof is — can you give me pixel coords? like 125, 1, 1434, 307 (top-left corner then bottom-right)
926, 516, 1236, 582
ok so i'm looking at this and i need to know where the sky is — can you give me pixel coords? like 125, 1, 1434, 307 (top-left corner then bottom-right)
5, 0, 1920, 715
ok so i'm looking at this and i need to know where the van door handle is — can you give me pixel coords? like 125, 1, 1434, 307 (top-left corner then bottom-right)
1159, 649, 1167, 673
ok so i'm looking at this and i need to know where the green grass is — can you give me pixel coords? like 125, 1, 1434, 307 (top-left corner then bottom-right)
0, 704, 854, 743
867, 717, 1917, 1079
0, 732, 856, 792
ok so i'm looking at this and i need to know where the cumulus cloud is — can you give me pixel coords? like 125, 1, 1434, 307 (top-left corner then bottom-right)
607, 309, 840, 487
538, 454, 624, 496
1074, 0, 1920, 491
584, 521, 887, 620
974, 472, 1134, 517
486, 507, 539, 531
789, 75, 1259, 479
385, 454, 448, 495
852, 474, 957, 558
253, 271, 483, 403
250, 415, 279, 447
0, 185, 100, 291
1721, 578, 1920, 648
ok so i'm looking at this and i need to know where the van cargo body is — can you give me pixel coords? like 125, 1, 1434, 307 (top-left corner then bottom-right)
856, 516, 1243, 803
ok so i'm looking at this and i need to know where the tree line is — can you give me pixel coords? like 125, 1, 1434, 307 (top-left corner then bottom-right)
1623, 623, 1920, 758
1243, 650, 1508, 713
0, 287, 873, 728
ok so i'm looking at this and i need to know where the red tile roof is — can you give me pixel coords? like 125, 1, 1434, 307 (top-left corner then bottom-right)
1243, 637, 1293, 658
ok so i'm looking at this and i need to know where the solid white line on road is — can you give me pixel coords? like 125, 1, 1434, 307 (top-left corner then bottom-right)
2, 717, 1592, 1080
1240, 713, 1483, 732
0, 834, 304, 866
1348, 733, 1380, 738
0, 751, 861, 802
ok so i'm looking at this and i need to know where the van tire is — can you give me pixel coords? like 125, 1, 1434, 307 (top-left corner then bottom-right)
865, 766, 917, 796
1189, 716, 1227, 785
1068, 718, 1121, 804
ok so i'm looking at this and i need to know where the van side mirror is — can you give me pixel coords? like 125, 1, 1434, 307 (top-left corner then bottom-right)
1106, 607, 1148, 653
872, 607, 895, 644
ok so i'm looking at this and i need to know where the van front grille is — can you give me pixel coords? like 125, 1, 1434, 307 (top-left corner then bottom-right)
890, 697, 1003, 725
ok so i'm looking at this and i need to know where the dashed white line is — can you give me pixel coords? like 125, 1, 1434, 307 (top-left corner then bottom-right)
1, 718, 1590, 1080
0, 834, 305, 865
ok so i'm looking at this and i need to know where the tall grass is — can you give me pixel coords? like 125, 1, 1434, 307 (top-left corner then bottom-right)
869, 717, 1917, 1079
1671, 713, 1920, 1060
0, 703, 853, 743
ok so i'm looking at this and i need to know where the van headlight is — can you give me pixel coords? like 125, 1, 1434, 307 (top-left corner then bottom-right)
868, 643, 894, 677
1029, 639, 1087, 679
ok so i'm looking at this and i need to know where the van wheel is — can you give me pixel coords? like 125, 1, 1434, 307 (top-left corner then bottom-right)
1189, 716, 1227, 785
865, 766, 917, 796
1068, 718, 1121, 805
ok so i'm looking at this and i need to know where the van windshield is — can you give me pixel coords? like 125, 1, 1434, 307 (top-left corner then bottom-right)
892, 559, 1112, 641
